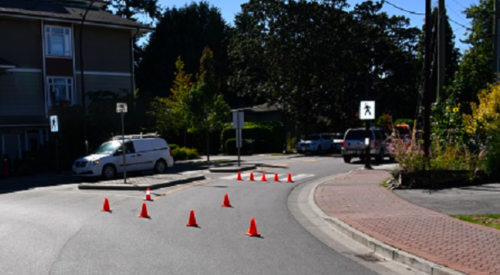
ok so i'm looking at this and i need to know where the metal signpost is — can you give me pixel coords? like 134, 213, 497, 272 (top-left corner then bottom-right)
117, 103, 128, 184
232, 111, 244, 167
359, 101, 375, 170
50, 115, 59, 173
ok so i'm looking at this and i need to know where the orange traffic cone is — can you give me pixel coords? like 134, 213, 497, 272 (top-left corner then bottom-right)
287, 173, 293, 182
138, 203, 151, 218
102, 198, 111, 212
249, 172, 255, 181
221, 193, 232, 207
187, 210, 198, 227
144, 187, 152, 201
246, 218, 261, 237
274, 173, 280, 182
261, 173, 267, 182
237, 172, 243, 181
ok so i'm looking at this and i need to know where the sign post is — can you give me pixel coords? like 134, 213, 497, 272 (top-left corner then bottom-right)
359, 101, 375, 170
232, 111, 244, 167
117, 103, 128, 184
50, 115, 59, 173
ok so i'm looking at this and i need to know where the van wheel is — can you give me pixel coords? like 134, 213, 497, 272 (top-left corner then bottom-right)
102, 165, 116, 180
154, 160, 167, 174
343, 156, 351, 163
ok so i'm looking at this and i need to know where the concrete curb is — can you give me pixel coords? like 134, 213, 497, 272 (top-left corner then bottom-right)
307, 174, 466, 275
77, 175, 205, 191
208, 165, 256, 173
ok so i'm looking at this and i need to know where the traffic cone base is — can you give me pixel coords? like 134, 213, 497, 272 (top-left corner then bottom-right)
249, 172, 255, 181
138, 203, 151, 218
246, 218, 261, 237
237, 172, 242, 181
274, 173, 279, 182
221, 194, 232, 207
287, 173, 293, 182
187, 210, 198, 227
261, 173, 267, 182
102, 198, 112, 212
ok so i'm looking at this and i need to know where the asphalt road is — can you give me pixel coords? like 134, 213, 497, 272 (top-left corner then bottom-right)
394, 183, 500, 215
0, 154, 409, 275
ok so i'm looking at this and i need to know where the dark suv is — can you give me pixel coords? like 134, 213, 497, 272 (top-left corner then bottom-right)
341, 127, 388, 163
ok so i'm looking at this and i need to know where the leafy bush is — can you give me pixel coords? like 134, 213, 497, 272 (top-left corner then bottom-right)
479, 131, 500, 180
169, 144, 179, 151
225, 138, 253, 155
221, 121, 284, 153
172, 147, 199, 161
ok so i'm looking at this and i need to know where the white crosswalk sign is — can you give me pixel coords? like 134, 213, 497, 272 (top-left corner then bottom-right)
50, 115, 59, 132
359, 101, 375, 120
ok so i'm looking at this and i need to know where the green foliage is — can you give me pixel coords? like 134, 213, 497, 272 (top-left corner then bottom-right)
229, 0, 420, 131
431, 93, 468, 147
479, 131, 500, 179
221, 121, 284, 153
225, 138, 253, 155
137, 2, 230, 99
452, 0, 495, 106
169, 144, 179, 151
172, 147, 199, 161
109, 0, 160, 20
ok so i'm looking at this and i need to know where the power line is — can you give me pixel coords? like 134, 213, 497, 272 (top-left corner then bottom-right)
383, 0, 425, 16
450, 0, 467, 10
448, 17, 472, 31
446, 4, 468, 24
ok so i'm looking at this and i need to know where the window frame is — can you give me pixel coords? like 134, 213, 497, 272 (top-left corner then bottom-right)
46, 77, 75, 109
45, 25, 72, 57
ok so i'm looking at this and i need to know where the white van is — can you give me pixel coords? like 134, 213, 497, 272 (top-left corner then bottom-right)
72, 134, 174, 180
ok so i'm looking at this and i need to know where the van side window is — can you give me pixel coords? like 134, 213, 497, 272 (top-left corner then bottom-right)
125, 142, 135, 154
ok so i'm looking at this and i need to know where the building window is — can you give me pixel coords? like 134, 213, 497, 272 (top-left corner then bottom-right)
45, 26, 72, 57
47, 77, 74, 108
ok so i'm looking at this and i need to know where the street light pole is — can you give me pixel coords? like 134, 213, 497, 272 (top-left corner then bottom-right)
79, 0, 97, 155
423, 0, 432, 159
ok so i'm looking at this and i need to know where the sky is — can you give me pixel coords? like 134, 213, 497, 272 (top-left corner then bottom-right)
157, 0, 481, 53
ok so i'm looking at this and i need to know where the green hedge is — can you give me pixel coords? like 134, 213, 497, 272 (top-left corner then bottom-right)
172, 147, 199, 161
225, 138, 253, 155
221, 121, 284, 154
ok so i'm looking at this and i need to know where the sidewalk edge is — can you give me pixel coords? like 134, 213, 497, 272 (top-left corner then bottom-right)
307, 173, 466, 275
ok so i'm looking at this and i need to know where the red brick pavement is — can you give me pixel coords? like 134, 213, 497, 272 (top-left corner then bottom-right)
315, 169, 500, 275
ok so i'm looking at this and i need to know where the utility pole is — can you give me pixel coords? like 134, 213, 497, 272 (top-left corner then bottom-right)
437, 0, 446, 101
494, 0, 500, 76
424, 0, 432, 158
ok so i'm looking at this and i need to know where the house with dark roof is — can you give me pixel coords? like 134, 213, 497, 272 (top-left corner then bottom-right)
0, 0, 149, 166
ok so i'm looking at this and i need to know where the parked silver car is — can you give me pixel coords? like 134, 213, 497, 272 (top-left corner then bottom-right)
296, 133, 334, 154
341, 127, 388, 163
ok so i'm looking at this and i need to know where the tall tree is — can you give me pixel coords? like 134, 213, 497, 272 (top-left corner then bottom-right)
229, 0, 420, 132
417, 7, 461, 103
108, 0, 160, 21
452, 0, 494, 107
136, 2, 230, 99
189, 47, 230, 161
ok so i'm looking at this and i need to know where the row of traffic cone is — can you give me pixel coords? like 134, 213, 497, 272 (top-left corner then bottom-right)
237, 172, 293, 182
101, 192, 261, 236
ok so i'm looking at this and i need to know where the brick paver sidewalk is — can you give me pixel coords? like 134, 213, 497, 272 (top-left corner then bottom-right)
315, 169, 500, 275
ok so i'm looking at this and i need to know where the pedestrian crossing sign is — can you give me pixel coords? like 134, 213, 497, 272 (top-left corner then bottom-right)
50, 115, 59, 132
359, 101, 375, 120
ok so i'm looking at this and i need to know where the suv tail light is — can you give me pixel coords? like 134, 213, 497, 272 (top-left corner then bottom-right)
374, 141, 378, 148
341, 140, 345, 148
169, 150, 173, 157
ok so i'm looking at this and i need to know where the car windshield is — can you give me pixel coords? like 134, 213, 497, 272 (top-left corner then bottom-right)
345, 130, 365, 140
305, 134, 320, 141
94, 141, 121, 155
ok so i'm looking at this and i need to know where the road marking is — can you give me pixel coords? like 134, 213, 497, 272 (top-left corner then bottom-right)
302, 159, 318, 162
153, 179, 213, 201
219, 173, 314, 181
